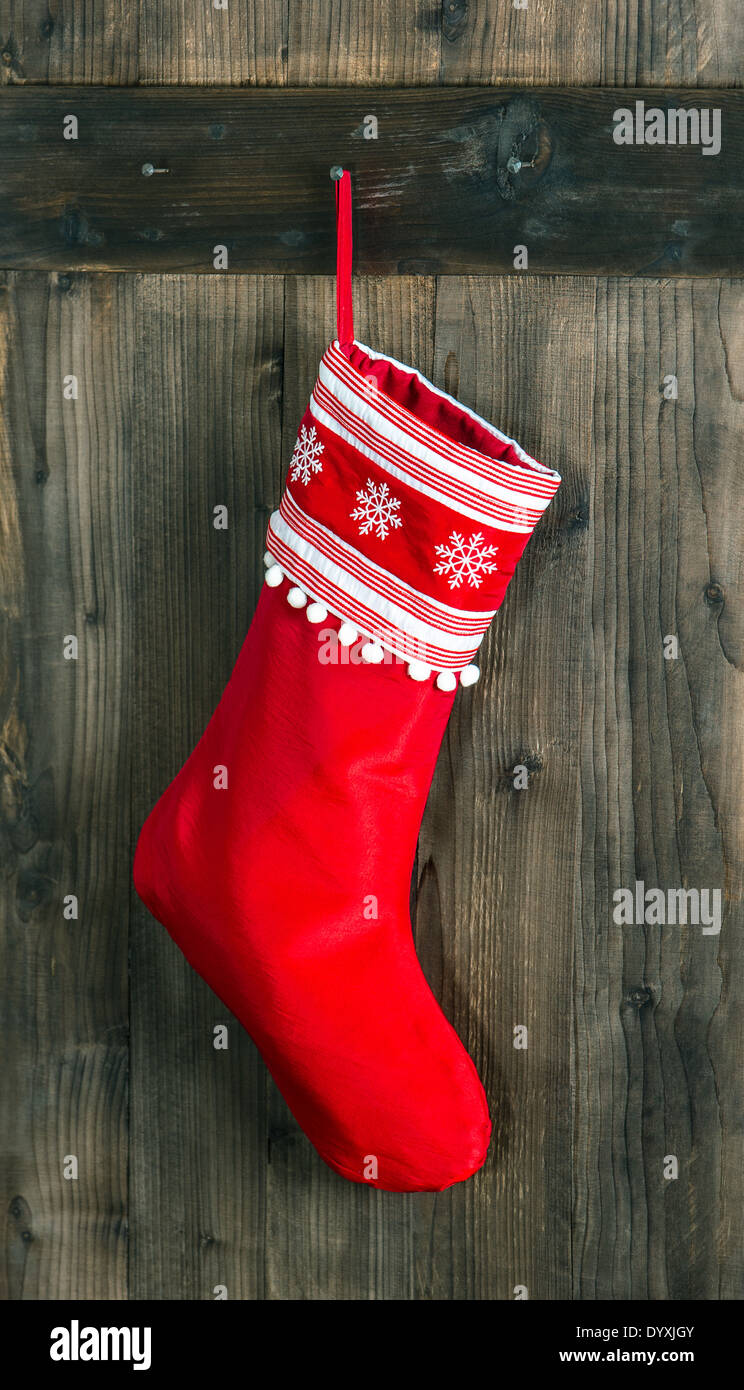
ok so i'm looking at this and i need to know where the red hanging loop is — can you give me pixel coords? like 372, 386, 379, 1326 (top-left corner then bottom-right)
334, 169, 354, 349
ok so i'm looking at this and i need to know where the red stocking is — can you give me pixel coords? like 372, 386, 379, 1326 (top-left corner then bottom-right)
134, 171, 561, 1191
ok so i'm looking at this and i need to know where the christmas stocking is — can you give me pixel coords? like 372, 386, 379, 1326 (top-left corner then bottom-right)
133, 171, 561, 1192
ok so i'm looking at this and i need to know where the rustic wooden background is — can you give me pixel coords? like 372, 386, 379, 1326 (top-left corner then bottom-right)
1, 3, 742, 1301
4, 86, 744, 276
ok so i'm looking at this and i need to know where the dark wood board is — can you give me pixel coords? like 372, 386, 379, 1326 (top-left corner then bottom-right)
0, 269, 130, 1298
574, 279, 744, 1299
1, 87, 743, 275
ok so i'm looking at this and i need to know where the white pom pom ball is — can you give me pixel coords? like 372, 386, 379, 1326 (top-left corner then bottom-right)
459, 664, 480, 687
306, 602, 328, 624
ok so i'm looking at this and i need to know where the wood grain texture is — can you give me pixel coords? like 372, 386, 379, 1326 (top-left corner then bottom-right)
575, 278, 744, 1300
439, 0, 744, 87
441, 0, 603, 85
286, 1, 439, 86
1, 1, 742, 87
0, 269, 129, 1298
1, 87, 742, 276
412, 275, 595, 1299
128, 274, 285, 1299
0, 1, 139, 85
0, 0, 287, 87
137, 0, 288, 87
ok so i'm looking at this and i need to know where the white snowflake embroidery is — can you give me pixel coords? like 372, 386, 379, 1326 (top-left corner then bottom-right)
433, 531, 499, 589
290, 424, 324, 484
350, 479, 403, 541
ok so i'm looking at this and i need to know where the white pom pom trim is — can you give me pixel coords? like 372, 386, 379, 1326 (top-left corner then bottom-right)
263, 585, 482, 690
306, 602, 328, 624
459, 664, 480, 687
263, 551, 275, 567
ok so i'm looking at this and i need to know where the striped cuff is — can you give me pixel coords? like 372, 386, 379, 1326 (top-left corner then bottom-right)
266, 340, 561, 675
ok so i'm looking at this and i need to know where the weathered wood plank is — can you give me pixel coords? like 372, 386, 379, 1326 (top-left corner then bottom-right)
0, 87, 741, 275
137, 1, 288, 86
0, 0, 287, 87
287, 1, 439, 85
128, 274, 285, 1299
0, 1, 139, 85
0, 269, 129, 1298
2, 1, 742, 88
575, 278, 744, 1299
441, 0, 601, 85
440, 0, 744, 88
408, 274, 594, 1299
